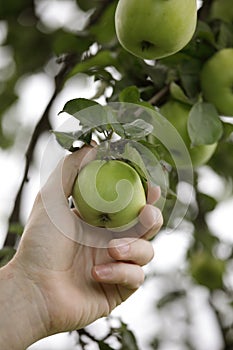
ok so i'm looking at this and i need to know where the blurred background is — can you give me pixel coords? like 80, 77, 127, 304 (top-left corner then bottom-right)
0, 0, 233, 349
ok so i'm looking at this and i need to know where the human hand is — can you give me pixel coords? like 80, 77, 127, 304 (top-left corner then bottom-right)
2, 145, 163, 348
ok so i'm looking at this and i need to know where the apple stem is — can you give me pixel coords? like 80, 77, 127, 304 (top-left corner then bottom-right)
100, 213, 111, 223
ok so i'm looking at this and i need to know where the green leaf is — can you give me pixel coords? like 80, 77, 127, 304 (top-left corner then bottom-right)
182, 21, 216, 60
188, 102, 223, 146
0, 128, 14, 149
52, 131, 81, 150
60, 98, 99, 116
223, 122, 233, 141
194, 230, 220, 252
170, 82, 192, 105
138, 140, 160, 159
159, 52, 191, 68
111, 123, 126, 138
144, 62, 168, 89
0, 0, 32, 18
68, 50, 117, 79
89, 1, 118, 44
98, 341, 115, 350
8, 222, 24, 236
197, 193, 218, 213
52, 128, 92, 150
53, 30, 92, 56
194, 20, 216, 46
178, 59, 202, 99
0, 247, 16, 267
119, 86, 141, 103
123, 119, 154, 140
60, 98, 111, 131
216, 22, 233, 49
76, 0, 97, 11
120, 322, 139, 350
157, 290, 186, 308
92, 68, 114, 82
190, 251, 226, 290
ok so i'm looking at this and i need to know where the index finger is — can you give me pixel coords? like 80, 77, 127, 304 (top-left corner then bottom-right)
62, 145, 97, 198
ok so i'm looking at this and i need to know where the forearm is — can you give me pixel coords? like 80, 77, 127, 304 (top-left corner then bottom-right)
0, 262, 48, 350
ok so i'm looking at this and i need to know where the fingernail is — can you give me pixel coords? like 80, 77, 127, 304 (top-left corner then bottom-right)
94, 265, 112, 278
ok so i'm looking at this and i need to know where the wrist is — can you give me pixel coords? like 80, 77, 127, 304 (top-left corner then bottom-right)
0, 261, 49, 349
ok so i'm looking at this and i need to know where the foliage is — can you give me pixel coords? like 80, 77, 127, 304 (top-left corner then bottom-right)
75, 318, 139, 350
0, 0, 233, 348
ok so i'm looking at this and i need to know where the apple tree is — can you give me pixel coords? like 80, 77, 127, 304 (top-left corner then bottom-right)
0, 0, 233, 349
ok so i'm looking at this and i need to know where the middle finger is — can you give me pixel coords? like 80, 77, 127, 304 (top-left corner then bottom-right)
108, 237, 154, 266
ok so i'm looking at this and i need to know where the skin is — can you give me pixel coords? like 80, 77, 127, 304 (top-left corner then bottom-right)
200, 49, 233, 117
115, 0, 197, 60
0, 145, 163, 350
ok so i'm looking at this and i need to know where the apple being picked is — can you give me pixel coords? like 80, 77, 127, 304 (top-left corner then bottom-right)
200, 48, 233, 117
72, 159, 147, 230
115, 0, 197, 60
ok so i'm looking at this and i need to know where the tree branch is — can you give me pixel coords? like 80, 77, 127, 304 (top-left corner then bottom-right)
4, 53, 78, 247
208, 293, 233, 349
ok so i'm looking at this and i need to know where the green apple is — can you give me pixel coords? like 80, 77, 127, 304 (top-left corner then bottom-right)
157, 100, 217, 167
72, 159, 146, 230
209, 0, 233, 23
115, 0, 197, 60
190, 251, 225, 290
200, 49, 233, 117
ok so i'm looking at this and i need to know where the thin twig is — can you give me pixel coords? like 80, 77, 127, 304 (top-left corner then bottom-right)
148, 85, 169, 106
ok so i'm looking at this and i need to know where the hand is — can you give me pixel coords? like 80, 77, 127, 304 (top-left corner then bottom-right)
1, 145, 163, 349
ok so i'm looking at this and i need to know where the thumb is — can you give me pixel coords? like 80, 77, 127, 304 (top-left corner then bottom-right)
41, 145, 97, 206
62, 145, 97, 198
